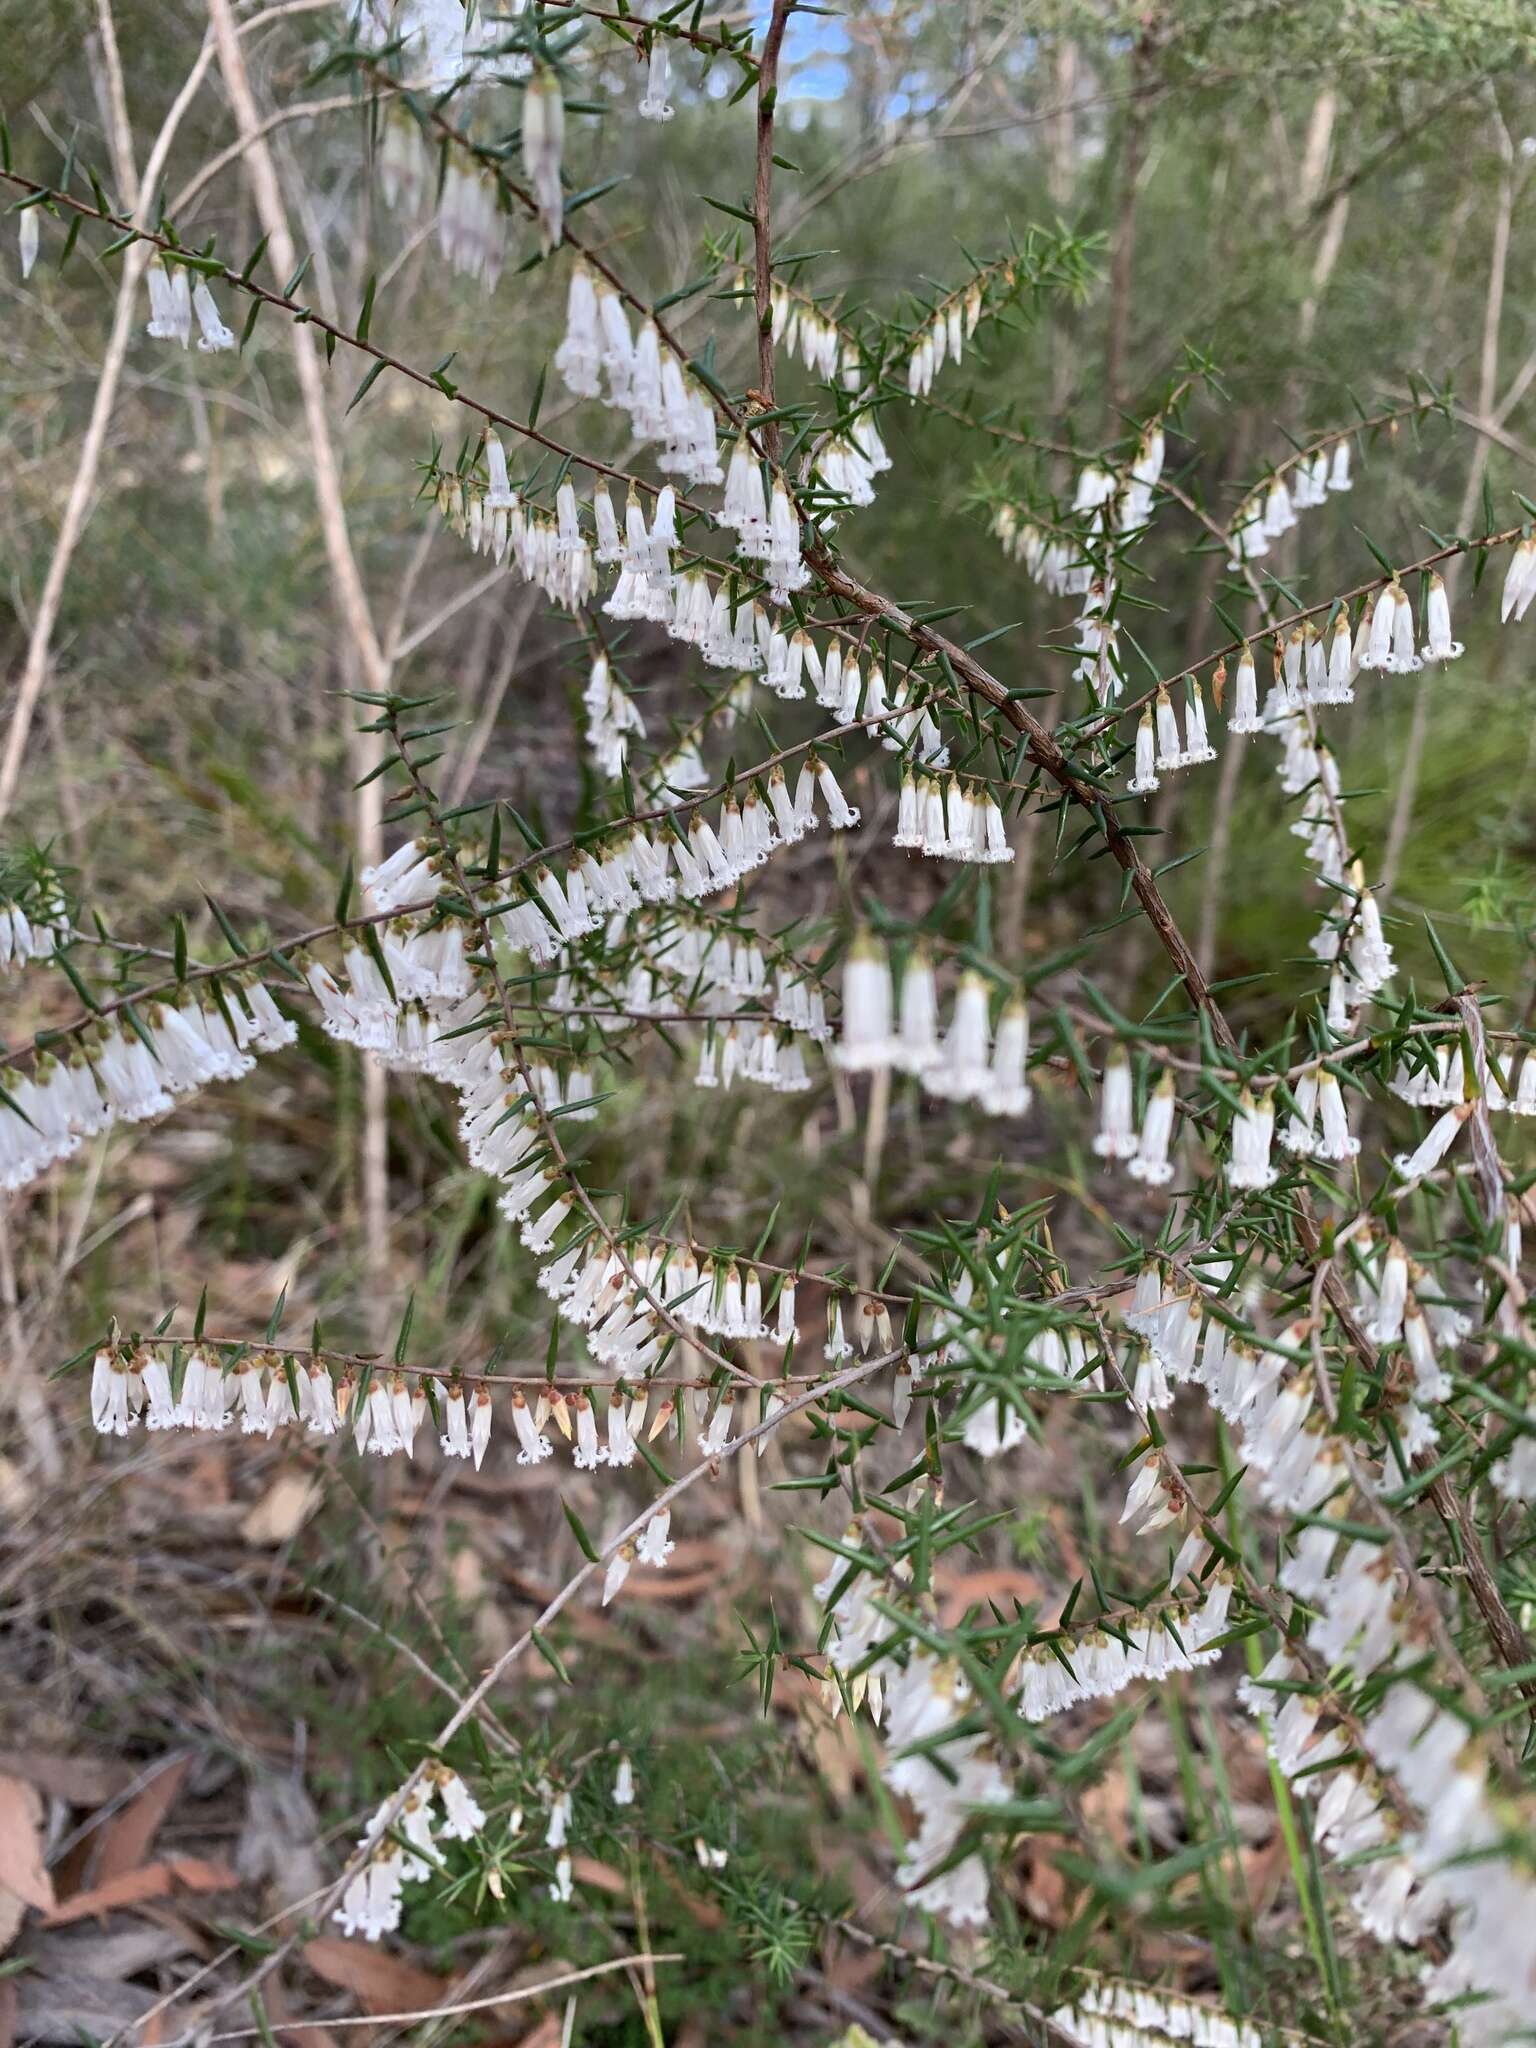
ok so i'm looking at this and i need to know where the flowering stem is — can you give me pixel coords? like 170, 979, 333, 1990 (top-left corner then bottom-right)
750, 0, 793, 460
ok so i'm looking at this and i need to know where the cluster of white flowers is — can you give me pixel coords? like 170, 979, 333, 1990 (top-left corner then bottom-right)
1011, 1579, 1234, 1723
582, 653, 646, 776
813, 409, 892, 513
1125, 680, 1217, 793
3, 985, 294, 1195
549, 917, 829, 1036
1245, 1657, 1536, 2037
1051, 1981, 1264, 2048
1072, 580, 1123, 700
905, 281, 983, 397
769, 277, 841, 380
817, 1618, 1006, 1927
1092, 1057, 1189, 1186
437, 163, 506, 288
815, 1542, 1230, 1930
990, 428, 1166, 600
834, 940, 1031, 1116
1277, 1061, 1360, 1160
554, 261, 722, 485
893, 773, 1013, 862
1226, 437, 1352, 565
370, 831, 843, 1130
1121, 1268, 1353, 1511
91, 1344, 335, 1439
0, 890, 71, 970
695, 1020, 814, 1093
1392, 1031, 1536, 1117
143, 257, 235, 352
602, 1506, 675, 1602
335, 1763, 487, 1943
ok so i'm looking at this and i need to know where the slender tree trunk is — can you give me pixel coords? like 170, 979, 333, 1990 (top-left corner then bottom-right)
1382, 110, 1512, 895
1104, 17, 1159, 422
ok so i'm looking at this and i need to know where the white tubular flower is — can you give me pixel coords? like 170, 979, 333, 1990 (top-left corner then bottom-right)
1092, 1048, 1137, 1160
1262, 475, 1295, 537
1128, 1069, 1177, 1184
813, 757, 860, 829
775, 1277, 798, 1346
613, 1755, 635, 1805
962, 1392, 1028, 1457
766, 480, 808, 600
263, 1361, 298, 1435
1128, 708, 1159, 794
555, 260, 602, 397
636, 1508, 674, 1567
1124, 1261, 1166, 1337
1421, 571, 1464, 662
1280, 1066, 1319, 1155
91, 1350, 133, 1436
19, 206, 39, 278
1328, 438, 1352, 490
306, 1362, 339, 1436
573, 1392, 604, 1468
437, 1768, 487, 1841
638, 35, 673, 119
986, 993, 1031, 1116
1388, 582, 1421, 672
1154, 686, 1182, 772
1181, 679, 1216, 764
1315, 1070, 1359, 1160
1404, 1301, 1452, 1403
833, 931, 895, 1072
604, 1387, 636, 1467
522, 66, 566, 249
192, 281, 235, 352
1393, 1101, 1471, 1184
334, 1848, 403, 1942
927, 971, 992, 1104
1360, 584, 1396, 671
893, 947, 939, 1075
510, 1387, 554, 1463
1228, 1087, 1278, 1190
469, 1386, 493, 1469
602, 1543, 633, 1605
144, 257, 190, 345
1227, 643, 1262, 733
824, 1298, 853, 1362
1158, 1295, 1204, 1380
439, 1384, 471, 1459
1500, 535, 1536, 623
141, 1353, 177, 1430
1347, 871, 1395, 992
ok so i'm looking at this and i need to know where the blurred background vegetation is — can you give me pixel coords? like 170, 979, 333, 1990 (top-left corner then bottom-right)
4, 2, 1536, 2041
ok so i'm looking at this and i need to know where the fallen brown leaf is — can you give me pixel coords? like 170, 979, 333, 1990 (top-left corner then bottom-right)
90, 1756, 192, 1887
935, 1566, 1042, 1627
301, 1936, 447, 2014
569, 1854, 626, 1895
0, 1775, 55, 1914
241, 1471, 321, 1546
41, 1855, 238, 1925
1017, 1836, 1070, 1927
620, 1568, 722, 1601
0, 1752, 133, 1808
167, 1854, 242, 1892
263, 1975, 340, 2048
